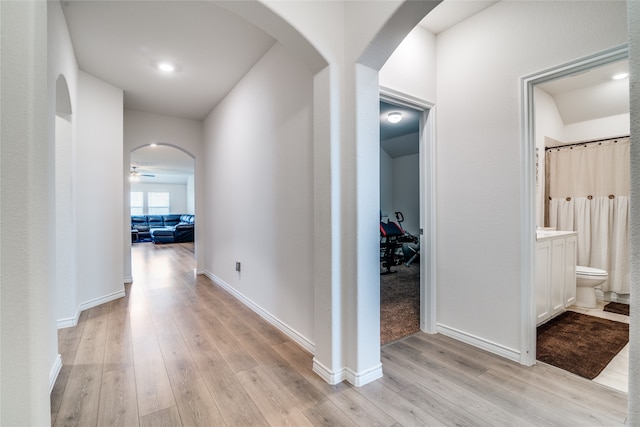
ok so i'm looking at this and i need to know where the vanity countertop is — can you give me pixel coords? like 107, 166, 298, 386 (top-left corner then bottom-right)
536, 229, 577, 241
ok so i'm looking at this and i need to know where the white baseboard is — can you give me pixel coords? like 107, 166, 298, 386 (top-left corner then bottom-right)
312, 358, 345, 385
78, 289, 126, 313
57, 316, 78, 329
436, 323, 521, 363
50, 354, 62, 393
123, 276, 133, 284
312, 358, 383, 387
203, 271, 315, 354
57, 289, 126, 329
312, 357, 347, 385
345, 363, 383, 387
195, 269, 205, 275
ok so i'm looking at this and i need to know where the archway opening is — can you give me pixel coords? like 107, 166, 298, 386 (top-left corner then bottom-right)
129, 144, 195, 257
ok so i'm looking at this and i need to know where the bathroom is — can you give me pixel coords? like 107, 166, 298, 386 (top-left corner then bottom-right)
533, 55, 630, 392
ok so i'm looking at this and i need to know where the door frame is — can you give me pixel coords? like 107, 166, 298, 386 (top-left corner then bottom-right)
519, 45, 629, 365
380, 86, 437, 333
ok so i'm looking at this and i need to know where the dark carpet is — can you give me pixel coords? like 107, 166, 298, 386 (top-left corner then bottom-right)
380, 263, 420, 345
537, 311, 629, 380
603, 302, 630, 316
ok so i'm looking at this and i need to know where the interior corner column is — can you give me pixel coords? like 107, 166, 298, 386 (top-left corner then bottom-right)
312, 65, 345, 383
342, 63, 383, 386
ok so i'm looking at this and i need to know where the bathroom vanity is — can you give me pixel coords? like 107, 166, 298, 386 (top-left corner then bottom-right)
535, 230, 577, 325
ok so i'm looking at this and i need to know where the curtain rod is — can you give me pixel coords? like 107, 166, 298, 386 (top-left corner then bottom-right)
545, 135, 630, 151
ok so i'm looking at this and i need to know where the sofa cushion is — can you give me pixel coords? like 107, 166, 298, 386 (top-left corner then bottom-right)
131, 216, 150, 232
179, 214, 195, 225
162, 214, 181, 227
147, 215, 164, 228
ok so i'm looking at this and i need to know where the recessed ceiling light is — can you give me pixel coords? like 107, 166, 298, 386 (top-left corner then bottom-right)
612, 73, 628, 80
150, 143, 157, 148
387, 112, 403, 124
157, 62, 176, 72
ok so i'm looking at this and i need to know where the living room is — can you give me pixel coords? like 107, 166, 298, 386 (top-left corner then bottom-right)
130, 144, 195, 243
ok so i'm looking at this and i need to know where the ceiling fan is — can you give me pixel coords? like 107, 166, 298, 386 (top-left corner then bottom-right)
129, 166, 155, 182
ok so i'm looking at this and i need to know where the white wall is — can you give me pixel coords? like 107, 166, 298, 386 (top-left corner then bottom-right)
123, 109, 203, 277
435, 1, 627, 355
55, 115, 77, 326
380, 149, 420, 236
564, 113, 630, 142
534, 87, 565, 226
392, 154, 420, 236
48, 0, 79, 381
75, 71, 125, 306
626, 1, 640, 422
1, 2, 51, 424
203, 42, 315, 345
379, 24, 436, 102
130, 182, 188, 215
186, 175, 195, 214
380, 149, 393, 219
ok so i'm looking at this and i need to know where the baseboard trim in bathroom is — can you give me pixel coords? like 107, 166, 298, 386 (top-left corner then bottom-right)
537, 311, 629, 380
603, 302, 629, 316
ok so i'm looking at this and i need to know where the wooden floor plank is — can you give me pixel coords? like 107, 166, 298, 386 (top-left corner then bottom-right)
52, 242, 628, 426
355, 381, 447, 427
237, 366, 314, 426
328, 387, 397, 426
132, 335, 176, 417
97, 366, 139, 427
139, 405, 182, 427
53, 365, 103, 427
192, 349, 269, 426
303, 399, 358, 427
172, 377, 225, 427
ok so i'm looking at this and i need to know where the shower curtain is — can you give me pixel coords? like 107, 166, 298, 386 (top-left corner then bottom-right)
546, 137, 630, 294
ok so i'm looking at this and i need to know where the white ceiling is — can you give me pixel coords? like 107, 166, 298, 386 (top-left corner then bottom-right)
130, 145, 194, 184
63, 1, 628, 172
536, 59, 629, 125
418, 0, 499, 34
61, 1, 275, 121
380, 101, 421, 158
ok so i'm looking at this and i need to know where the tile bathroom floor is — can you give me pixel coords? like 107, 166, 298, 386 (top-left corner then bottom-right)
567, 301, 629, 393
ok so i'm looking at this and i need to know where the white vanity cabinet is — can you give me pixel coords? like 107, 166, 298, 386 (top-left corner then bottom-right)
535, 230, 577, 326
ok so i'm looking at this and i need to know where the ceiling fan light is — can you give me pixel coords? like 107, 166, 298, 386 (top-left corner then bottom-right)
387, 112, 403, 124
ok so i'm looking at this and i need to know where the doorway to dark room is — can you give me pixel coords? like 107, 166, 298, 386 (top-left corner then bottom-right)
379, 98, 423, 344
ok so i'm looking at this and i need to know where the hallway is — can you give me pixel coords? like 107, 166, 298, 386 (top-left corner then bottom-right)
50, 242, 628, 426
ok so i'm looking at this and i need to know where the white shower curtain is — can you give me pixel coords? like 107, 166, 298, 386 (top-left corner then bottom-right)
546, 137, 630, 294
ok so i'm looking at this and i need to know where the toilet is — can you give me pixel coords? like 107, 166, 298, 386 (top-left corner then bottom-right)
575, 266, 608, 308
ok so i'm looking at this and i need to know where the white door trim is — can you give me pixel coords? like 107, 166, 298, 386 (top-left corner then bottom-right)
380, 86, 437, 333
519, 45, 629, 366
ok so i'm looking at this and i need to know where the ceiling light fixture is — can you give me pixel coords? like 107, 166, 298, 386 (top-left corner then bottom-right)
612, 72, 628, 80
157, 62, 176, 73
129, 166, 140, 182
387, 112, 403, 124
150, 143, 157, 148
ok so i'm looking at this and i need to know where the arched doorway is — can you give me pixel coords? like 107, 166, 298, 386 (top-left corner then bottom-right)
128, 144, 196, 271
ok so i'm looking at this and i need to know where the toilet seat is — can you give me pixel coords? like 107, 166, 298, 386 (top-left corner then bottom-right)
576, 266, 608, 277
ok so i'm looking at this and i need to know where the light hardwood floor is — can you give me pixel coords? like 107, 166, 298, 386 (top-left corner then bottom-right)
51, 242, 628, 426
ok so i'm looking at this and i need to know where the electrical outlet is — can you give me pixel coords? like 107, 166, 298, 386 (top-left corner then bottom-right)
236, 262, 241, 272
